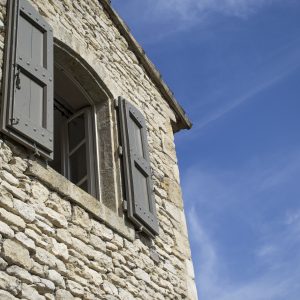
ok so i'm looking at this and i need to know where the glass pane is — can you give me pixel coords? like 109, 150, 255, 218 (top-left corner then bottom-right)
68, 114, 85, 152
134, 163, 150, 211
78, 180, 88, 193
69, 144, 87, 184
48, 107, 67, 174
131, 117, 144, 158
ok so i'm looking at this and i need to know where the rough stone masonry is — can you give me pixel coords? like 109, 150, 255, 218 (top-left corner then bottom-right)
0, 0, 198, 299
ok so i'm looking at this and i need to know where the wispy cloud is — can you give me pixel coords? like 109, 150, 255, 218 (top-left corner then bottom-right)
183, 150, 300, 299
152, 0, 282, 21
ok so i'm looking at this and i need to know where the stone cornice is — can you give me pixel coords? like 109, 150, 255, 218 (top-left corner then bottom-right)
99, 0, 192, 132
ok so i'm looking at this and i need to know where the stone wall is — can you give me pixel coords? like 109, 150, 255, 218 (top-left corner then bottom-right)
0, 0, 198, 299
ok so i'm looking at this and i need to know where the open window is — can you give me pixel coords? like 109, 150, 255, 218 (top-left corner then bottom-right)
49, 65, 98, 198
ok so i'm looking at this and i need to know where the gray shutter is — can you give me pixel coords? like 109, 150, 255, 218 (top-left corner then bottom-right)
118, 97, 159, 235
1, 0, 53, 159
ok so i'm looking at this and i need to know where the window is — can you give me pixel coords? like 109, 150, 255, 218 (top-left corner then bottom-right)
1, 0, 159, 236
49, 66, 98, 198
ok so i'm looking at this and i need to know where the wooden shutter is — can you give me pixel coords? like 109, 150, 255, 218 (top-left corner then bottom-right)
1, 0, 53, 159
118, 97, 159, 236
64, 107, 97, 198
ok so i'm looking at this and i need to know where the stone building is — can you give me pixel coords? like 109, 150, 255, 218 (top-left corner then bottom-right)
0, 0, 198, 299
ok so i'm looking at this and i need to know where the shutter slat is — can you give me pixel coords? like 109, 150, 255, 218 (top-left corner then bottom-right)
118, 97, 159, 235
1, 0, 53, 159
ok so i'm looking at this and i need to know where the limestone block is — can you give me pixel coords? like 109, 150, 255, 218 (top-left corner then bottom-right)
72, 205, 91, 229
56, 228, 73, 247
22, 283, 45, 300
69, 223, 89, 242
56, 289, 75, 300
13, 198, 36, 223
91, 220, 113, 241
133, 268, 151, 284
162, 178, 183, 209
0, 271, 21, 296
0, 257, 8, 270
86, 267, 103, 285
48, 269, 65, 288
3, 239, 32, 269
0, 192, 14, 211
40, 207, 68, 228
50, 238, 69, 261
0, 220, 14, 237
1, 180, 27, 200
47, 193, 72, 220
102, 280, 118, 296
67, 280, 85, 297
35, 278, 55, 293
31, 182, 49, 202
0, 207, 25, 228
6, 265, 33, 284
34, 247, 57, 268
0, 170, 19, 186
15, 232, 36, 253
118, 288, 135, 300
0, 289, 18, 300
89, 234, 106, 252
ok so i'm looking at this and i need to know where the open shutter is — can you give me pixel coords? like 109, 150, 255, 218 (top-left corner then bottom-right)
118, 97, 159, 236
64, 107, 97, 198
1, 0, 53, 159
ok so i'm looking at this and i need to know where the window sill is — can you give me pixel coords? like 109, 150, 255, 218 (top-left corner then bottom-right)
26, 160, 135, 242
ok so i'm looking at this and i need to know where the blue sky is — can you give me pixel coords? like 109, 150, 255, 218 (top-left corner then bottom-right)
112, 1, 300, 299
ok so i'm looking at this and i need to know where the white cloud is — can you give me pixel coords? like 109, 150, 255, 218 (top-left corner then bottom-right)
152, 0, 279, 21
183, 150, 300, 299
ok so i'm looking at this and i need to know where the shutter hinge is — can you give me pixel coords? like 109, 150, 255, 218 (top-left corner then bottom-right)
33, 143, 40, 157
123, 200, 128, 211
15, 66, 21, 90
10, 118, 19, 125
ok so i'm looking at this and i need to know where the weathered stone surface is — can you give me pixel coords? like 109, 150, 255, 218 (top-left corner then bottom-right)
102, 280, 118, 296
49, 238, 69, 261
91, 220, 113, 241
0, 170, 19, 186
0, 271, 21, 296
72, 206, 91, 229
67, 280, 84, 296
15, 232, 36, 252
6, 265, 33, 284
1, 180, 27, 200
48, 269, 65, 288
133, 268, 151, 284
0, 207, 26, 229
22, 283, 45, 300
13, 199, 36, 223
34, 247, 56, 268
0, 289, 18, 300
0, 220, 14, 237
39, 207, 68, 228
56, 289, 75, 300
3, 239, 32, 269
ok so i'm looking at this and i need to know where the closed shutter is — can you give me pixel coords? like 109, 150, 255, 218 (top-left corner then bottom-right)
1, 0, 53, 159
118, 97, 159, 236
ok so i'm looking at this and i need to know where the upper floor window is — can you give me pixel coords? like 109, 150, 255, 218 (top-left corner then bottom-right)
49, 66, 98, 197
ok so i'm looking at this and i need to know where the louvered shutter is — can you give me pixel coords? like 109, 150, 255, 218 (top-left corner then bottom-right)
118, 97, 159, 236
1, 0, 53, 159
